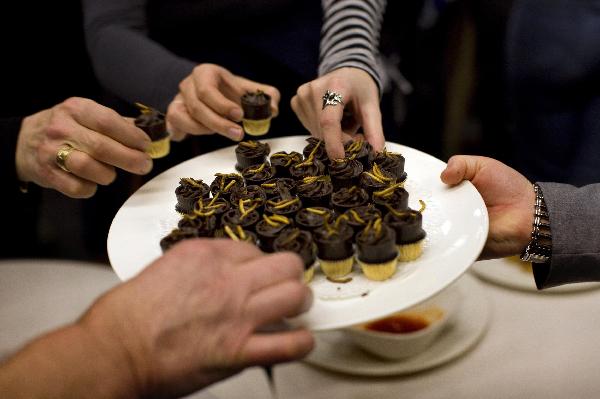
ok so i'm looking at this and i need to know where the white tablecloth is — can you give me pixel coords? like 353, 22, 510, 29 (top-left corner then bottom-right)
273, 271, 600, 399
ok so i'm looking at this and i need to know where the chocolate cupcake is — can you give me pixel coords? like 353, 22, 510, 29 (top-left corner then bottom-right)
373, 148, 407, 181
134, 103, 170, 159
289, 157, 326, 180
303, 137, 328, 163
328, 158, 363, 190
210, 173, 245, 201
177, 213, 217, 238
330, 186, 369, 214
344, 204, 382, 238
159, 228, 197, 252
241, 162, 276, 185
241, 90, 272, 136
193, 195, 230, 229
296, 175, 334, 208
384, 201, 427, 261
230, 185, 267, 212
221, 206, 260, 232
313, 216, 355, 278
295, 206, 335, 232
265, 196, 303, 219
273, 228, 317, 283
260, 178, 297, 199
235, 140, 270, 171
344, 140, 373, 170
223, 224, 258, 245
256, 214, 293, 253
269, 151, 303, 177
360, 163, 397, 196
175, 178, 211, 214
372, 183, 409, 214
356, 219, 398, 281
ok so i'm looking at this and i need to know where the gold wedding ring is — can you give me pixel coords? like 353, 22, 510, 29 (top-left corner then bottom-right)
55, 143, 75, 173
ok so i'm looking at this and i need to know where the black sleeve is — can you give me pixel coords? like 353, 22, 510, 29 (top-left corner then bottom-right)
82, 0, 196, 112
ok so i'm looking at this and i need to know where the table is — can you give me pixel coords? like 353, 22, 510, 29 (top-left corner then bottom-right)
273, 270, 600, 399
0, 259, 274, 399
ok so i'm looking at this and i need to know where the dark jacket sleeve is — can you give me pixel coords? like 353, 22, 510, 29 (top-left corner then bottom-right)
533, 182, 600, 288
82, 0, 195, 112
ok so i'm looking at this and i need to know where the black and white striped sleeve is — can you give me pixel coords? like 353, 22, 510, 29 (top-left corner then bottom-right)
319, 0, 387, 95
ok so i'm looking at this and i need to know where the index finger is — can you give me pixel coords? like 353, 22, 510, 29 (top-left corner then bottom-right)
67, 98, 151, 152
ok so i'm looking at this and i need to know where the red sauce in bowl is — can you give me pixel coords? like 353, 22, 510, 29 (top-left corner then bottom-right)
364, 314, 430, 333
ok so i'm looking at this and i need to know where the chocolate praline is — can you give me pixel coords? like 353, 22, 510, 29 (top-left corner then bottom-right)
193, 197, 230, 228
209, 173, 245, 201
289, 158, 326, 180
134, 107, 169, 141
344, 140, 373, 170
295, 207, 335, 232
255, 216, 293, 253
222, 225, 258, 245
269, 151, 303, 177
229, 185, 267, 211
241, 91, 271, 120
372, 186, 409, 214
330, 186, 369, 214
373, 151, 407, 181
384, 209, 426, 245
175, 178, 211, 214
159, 228, 196, 252
221, 208, 260, 232
241, 162, 276, 185
328, 159, 363, 190
359, 166, 396, 197
177, 213, 217, 237
344, 205, 382, 238
264, 195, 303, 218
260, 178, 297, 199
356, 224, 398, 264
235, 140, 270, 171
296, 176, 334, 208
303, 137, 328, 163
273, 229, 316, 269
313, 222, 354, 261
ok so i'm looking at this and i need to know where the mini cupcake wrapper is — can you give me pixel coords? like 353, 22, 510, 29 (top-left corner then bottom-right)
242, 118, 272, 136
303, 265, 316, 284
358, 258, 398, 281
318, 257, 354, 279
396, 239, 425, 262
146, 136, 170, 159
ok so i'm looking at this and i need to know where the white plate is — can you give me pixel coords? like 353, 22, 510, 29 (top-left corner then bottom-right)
471, 257, 600, 294
107, 135, 488, 330
304, 273, 490, 376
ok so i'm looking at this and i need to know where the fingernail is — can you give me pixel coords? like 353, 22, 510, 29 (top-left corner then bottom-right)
229, 108, 243, 121
142, 157, 153, 174
301, 289, 314, 313
227, 127, 244, 141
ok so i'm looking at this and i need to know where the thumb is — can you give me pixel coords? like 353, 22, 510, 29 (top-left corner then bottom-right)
440, 155, 481, 185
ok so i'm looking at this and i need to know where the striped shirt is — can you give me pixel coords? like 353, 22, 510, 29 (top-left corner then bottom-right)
320, 0, 386, 94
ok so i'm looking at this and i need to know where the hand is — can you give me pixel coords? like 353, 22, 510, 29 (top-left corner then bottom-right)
440, 155, 535, 259
167, 64, 280, 142
15, 97, 153, 198
80, 239, 314, 398
291, 67, 384, 159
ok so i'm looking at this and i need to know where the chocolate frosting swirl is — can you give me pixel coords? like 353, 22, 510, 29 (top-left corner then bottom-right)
177, 214, 217, 237
241, 91, 272, 119
273, 229, 316, 269
134, 107, 168, 140
331, 186, 369, 211
295, 207, 334, 230
373, 151, 406, 180
356, 223, 398, 263
210, 173, 245, 197
303, 137, 328, 161
241, 163, 276, 185
313, 222, 354, 261
384, 210, 426, 244
289, 158, 326, 179
160, 228, 196, 252
261, 178, 297, 198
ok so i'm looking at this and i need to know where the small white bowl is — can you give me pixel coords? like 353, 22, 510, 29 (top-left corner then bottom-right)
343, 286, 461, 360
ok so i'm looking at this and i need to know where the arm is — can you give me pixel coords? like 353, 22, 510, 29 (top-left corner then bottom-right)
291, 0, 387, 159
534, 182, 600, 288
82, 0, 195, 112
0, 239, 314, 398
441, 155, 600, 289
